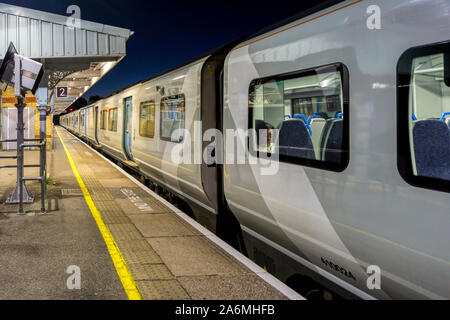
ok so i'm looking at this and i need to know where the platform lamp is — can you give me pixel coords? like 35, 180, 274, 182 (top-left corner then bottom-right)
0, 42, 44, 209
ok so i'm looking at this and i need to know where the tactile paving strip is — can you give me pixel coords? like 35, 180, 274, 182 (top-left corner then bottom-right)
127, 264, 173, 281
108, 223, 143, 241
93, 200, 126, 217
101, 215, 132, 224
135, 280, 190, 300
116, 239, 155, 252
116, 240, 162, 265
90, 189, 115, 201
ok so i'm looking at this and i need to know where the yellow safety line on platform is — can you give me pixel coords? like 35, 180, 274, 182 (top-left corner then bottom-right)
55, 128, 142, 300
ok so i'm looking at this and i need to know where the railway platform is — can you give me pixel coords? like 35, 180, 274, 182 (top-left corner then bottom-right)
0, 126, 303, 300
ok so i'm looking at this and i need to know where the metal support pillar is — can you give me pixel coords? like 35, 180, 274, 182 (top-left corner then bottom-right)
6, 96, 33, 213
0, 44, 47, 215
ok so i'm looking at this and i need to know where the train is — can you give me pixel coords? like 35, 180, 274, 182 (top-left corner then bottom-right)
60, 0, 450, 300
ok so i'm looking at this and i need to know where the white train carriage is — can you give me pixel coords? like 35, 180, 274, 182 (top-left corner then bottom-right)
93, 59, 219, 223
223, 0, 450, 299
60, 0, 450, 300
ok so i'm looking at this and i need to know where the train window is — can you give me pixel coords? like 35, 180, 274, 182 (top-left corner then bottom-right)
139, 101, 156, 138
398, 42, 450, 192
248, 63, 349, 172
108, 108, 118, 132
160, 94, 185, 142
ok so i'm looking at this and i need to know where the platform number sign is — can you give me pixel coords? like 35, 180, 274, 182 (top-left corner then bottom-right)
57, 87, 68, 98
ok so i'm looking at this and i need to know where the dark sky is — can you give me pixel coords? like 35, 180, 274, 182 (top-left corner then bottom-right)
4, 0, 331, 99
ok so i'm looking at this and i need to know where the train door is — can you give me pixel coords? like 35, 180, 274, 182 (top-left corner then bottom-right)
84, 110, 87, 136
94, 106, 99, 143
199, 42, 245, 239
123, 97, 133, 160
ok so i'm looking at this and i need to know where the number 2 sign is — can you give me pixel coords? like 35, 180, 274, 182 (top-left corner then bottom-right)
57, 87, 68, 98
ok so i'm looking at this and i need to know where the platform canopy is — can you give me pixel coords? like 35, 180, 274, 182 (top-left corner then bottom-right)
0, 3, 133, 113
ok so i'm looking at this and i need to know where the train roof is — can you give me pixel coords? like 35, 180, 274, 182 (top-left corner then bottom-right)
233, 0, 346, 49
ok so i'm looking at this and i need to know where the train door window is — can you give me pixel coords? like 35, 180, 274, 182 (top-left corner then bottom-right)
80, 112, 84, 130
108, 108, 118, 132
398, 42, 450, 192
160, 94, 185, 142
248, 63, 349, 171
100, 110, 107, 130
139, 101, 156, 138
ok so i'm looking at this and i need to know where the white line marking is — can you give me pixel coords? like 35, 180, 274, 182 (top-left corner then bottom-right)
121, 188, 153, 212
62, 128, 305, 300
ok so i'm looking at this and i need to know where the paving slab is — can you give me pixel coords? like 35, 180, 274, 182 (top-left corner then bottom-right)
147, 236, 251, 277
178, 275, 288, 300
130, 214, 199, 238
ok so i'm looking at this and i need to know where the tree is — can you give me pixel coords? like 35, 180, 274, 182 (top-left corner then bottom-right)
88, 95, 103, 104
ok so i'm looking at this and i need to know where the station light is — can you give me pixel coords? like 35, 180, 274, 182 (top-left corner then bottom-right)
0, 42, 44, 96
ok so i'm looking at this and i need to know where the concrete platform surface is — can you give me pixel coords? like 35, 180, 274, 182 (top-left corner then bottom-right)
0, 127, 302, 300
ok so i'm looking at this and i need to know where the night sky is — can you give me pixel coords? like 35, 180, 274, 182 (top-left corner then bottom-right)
3, 0, 332, 99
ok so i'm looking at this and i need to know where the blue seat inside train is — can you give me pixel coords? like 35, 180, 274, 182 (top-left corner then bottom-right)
278, 119, 315, 159
441, 112, 450, 129
319, 118, 334, 154
413, 119, 450, 180
293, 114, 312, 135
319, 118, 343, 160
293, 114, 308, 124
322, 119, 344, 163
